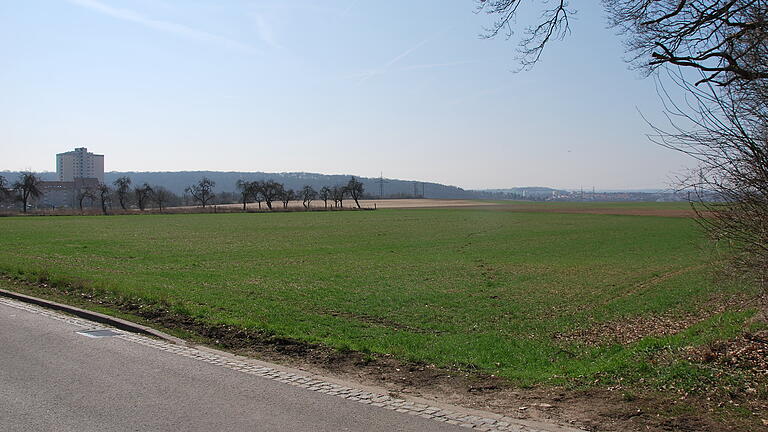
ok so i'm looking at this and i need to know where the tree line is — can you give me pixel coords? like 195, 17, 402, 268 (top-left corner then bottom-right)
0, 171, 366, 214
234, 177, 365, 210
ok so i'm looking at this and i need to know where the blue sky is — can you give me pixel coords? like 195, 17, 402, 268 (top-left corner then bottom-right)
1, 0, 693, 189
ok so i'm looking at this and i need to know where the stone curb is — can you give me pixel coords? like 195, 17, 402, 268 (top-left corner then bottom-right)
0, 287, 186, 345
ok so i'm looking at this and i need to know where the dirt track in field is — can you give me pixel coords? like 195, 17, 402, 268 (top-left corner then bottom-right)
182, 199, 498, 212
7, 199, 695, 218
362, 200, 696, 217
357, 199, 499, 209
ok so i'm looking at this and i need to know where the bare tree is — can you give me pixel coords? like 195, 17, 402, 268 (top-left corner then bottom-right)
112, 176, 132, 210
152, 186, 172, 212
478, 0, 572, 69
13, 172, 42, 213
97, 184, 111, 215
255, 180, 283, 210
604, 0, 768, 86
319, 186, 331, 208
479, 0, 768, 292
236, 179, 255, 211
253, 188, 264, 209
478, 0, 767, 83
134, 183, 153, 211
186, 177, 216, 208
301, 185, 318, 209
331, 185, 346, 208
346, 177, 364, 208
280, 188, 297, 209
648, 74, 768, 289
77, 187, 96, 211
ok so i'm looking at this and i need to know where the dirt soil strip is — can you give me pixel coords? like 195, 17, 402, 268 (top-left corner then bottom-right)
212, 199, 502, 210
495, 207, 696, 218
357, 199, 501, 209
361, 200, 695, 216
6, 199, 695, 217
0, 295, 583, 432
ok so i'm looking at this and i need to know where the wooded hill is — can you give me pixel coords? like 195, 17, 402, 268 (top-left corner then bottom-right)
1, 171, 476, 199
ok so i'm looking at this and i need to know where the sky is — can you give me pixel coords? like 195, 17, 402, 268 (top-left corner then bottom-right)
0, 0, 695, 190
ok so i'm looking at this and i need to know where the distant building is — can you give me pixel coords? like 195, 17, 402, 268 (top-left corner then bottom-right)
38, 181, 75, 209
56, 147, 104, 183
39, 178, 101, 209
38, 148, 105, 208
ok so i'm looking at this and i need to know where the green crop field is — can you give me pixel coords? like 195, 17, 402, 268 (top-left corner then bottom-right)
0, 207, 759, 388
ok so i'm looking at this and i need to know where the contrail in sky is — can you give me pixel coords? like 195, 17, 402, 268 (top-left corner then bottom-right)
66, 0, 260, 54
383, 36, 432, 68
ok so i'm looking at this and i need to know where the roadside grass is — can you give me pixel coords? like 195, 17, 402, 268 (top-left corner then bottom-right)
0, 208, 759, 391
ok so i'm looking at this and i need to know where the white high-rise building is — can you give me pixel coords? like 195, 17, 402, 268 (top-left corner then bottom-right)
56, 147, 104, 183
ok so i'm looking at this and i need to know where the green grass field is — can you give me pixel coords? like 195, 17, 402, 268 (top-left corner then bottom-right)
0, 207, 758, 388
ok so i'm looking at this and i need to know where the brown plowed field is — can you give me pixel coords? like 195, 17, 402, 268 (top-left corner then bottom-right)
357, 199, 498, 209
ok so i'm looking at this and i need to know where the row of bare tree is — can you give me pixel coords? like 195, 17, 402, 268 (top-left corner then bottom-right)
111, 176, 178, 212
0, 173, 191, 214
0, 172, 367, 214
234, 177, 365, 210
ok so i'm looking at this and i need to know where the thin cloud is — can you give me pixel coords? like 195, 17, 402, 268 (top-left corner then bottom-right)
253, 14, 282, 50
250, 3, 346, 16
352, 35, 434, 83
447, 85, 515, 106
66, 0, 260, 54
398, 60, 478, 71
346, 60, 477, 81
384, 36, 432, 69
353, 27, 460, 84
339, 0, 359, 19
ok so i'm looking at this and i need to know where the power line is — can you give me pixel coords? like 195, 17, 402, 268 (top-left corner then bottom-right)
376, 172, 389, 199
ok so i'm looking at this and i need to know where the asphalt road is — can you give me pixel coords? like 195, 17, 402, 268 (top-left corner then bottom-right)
0, 300, 468, 432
